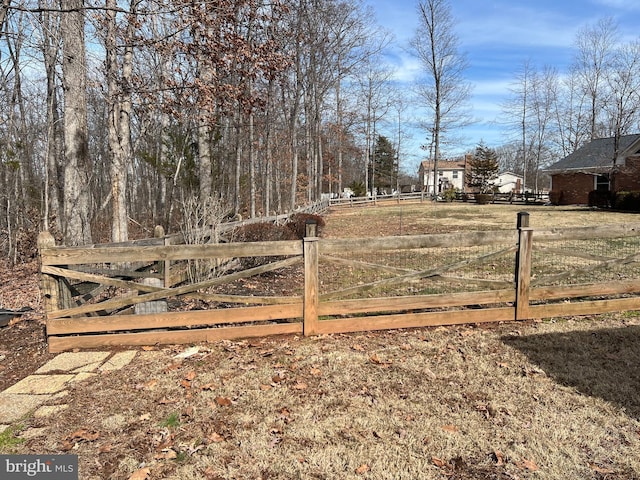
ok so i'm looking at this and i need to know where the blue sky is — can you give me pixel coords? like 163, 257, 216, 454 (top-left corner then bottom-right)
366, 0, 640, 172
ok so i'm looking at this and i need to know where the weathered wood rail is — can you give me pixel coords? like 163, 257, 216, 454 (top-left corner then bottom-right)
38, 214, 640, 352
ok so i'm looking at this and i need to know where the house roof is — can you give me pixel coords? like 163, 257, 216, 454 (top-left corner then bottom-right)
419, 160, 466, 171
545, 134, 640, 173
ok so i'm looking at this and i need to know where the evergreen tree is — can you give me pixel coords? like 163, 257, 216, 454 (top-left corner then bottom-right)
467, 142, 499, 193
370, 135, 397, 192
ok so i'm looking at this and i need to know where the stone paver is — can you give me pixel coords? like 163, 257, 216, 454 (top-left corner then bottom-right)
3, 374, 75, 395
0, 394, 52, 423
0, 350, 138, 425
35, 352, 110, 374
34, 404, 68, 418
19, 426, 49, 439
99, 351, 137, 372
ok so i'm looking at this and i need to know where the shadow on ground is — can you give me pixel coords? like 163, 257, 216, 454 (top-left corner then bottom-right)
502, 324, 640, 419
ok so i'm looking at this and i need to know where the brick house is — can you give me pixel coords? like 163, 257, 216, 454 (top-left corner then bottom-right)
545, 134, 640, 205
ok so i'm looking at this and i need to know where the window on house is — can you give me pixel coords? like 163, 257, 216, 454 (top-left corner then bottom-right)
438, 170, 443, 176
452, 171, 459, 179
595, 174, 609, 191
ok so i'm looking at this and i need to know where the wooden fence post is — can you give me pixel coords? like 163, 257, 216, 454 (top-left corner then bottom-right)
37, 231, 60, 315
303, 220, 319, 336
38, 233, 72, 311
515, 212, 533, 320
154, 225, 171, 287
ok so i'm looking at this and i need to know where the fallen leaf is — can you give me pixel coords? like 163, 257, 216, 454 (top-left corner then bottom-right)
272, 373, 285, 383
352, 344, 366, 352
355, 464, 370, 475
259, 384, 272, 391
491, 450, 504, 466
128, 467, 150, 480
143, 379, 158, 390
208, 432, 224, 443
200, 383, 216, 391
174, 346, 201, 359
65, 429, 100, 443
441, 425, 459, 433
589, 463, 615, 474
293, 382, 308, 390
141, 346, 155, 351
180, 380, 192, 389
369, 353, 391, 365
310, 367, 322, 376
155, 448, 178, 460
517, 458, 539, 471
185, 370, 197, 381
432, 457, 446, 468
139, 413, 151, 421
98, 443, 112, 453
215, 396, 232, 407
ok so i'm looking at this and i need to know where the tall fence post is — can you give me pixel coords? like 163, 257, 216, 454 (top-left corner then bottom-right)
515, 212, 533, 320
303, 220, 319, 335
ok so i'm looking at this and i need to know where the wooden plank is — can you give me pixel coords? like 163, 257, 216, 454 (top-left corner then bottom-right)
530, 280, 640, 301
42, 266, 167, 293
528, 297, 640, 319
320, 231, 518, 254
40, 240, 304, 266
533, 246, 616, 262
318, 289, 515, 316
48, 322, 303, 353
47, 302, 303, 334
533, 223, 640, 242
48, 256, 302, 319
314, 307, 516, 335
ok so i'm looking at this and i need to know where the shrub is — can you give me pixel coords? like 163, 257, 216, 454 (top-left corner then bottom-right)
475, 193, 493, 205
286, 213, 325, 239
232, 223, 299, 269
588, 190, 611, 208
549, 190, 562, 205
442, 187, 457, 203
232, 223, 299, 243
613, 191, 640, 211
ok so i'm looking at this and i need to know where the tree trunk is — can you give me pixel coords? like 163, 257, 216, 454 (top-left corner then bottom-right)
61, 0, 91, 245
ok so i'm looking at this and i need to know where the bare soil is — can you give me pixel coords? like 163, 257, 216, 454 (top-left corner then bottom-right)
1, 202, 640, 479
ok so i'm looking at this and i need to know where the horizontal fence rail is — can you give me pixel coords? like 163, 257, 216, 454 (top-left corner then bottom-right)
38, 215, 640, 352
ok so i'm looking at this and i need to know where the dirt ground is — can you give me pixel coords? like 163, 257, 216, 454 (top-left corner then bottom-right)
1, 203, 640, 479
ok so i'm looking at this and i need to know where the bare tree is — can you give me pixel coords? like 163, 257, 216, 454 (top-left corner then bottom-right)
411, 0, 472, 196
603, 40, 640, 190
572, 17, 618, 141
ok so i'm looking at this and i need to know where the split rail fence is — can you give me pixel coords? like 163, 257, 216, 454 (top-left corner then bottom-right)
38, 213, 640, 352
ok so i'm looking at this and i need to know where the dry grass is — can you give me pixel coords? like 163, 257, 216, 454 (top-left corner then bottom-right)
5, 203, 640, 479
12, 316, 640, 479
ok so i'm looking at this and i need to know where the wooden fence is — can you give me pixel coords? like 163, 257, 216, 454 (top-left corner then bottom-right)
38, 213, 640, 352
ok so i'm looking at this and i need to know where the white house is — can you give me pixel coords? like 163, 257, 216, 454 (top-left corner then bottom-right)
492, 172, 524, 193
418, 158, 469, 195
